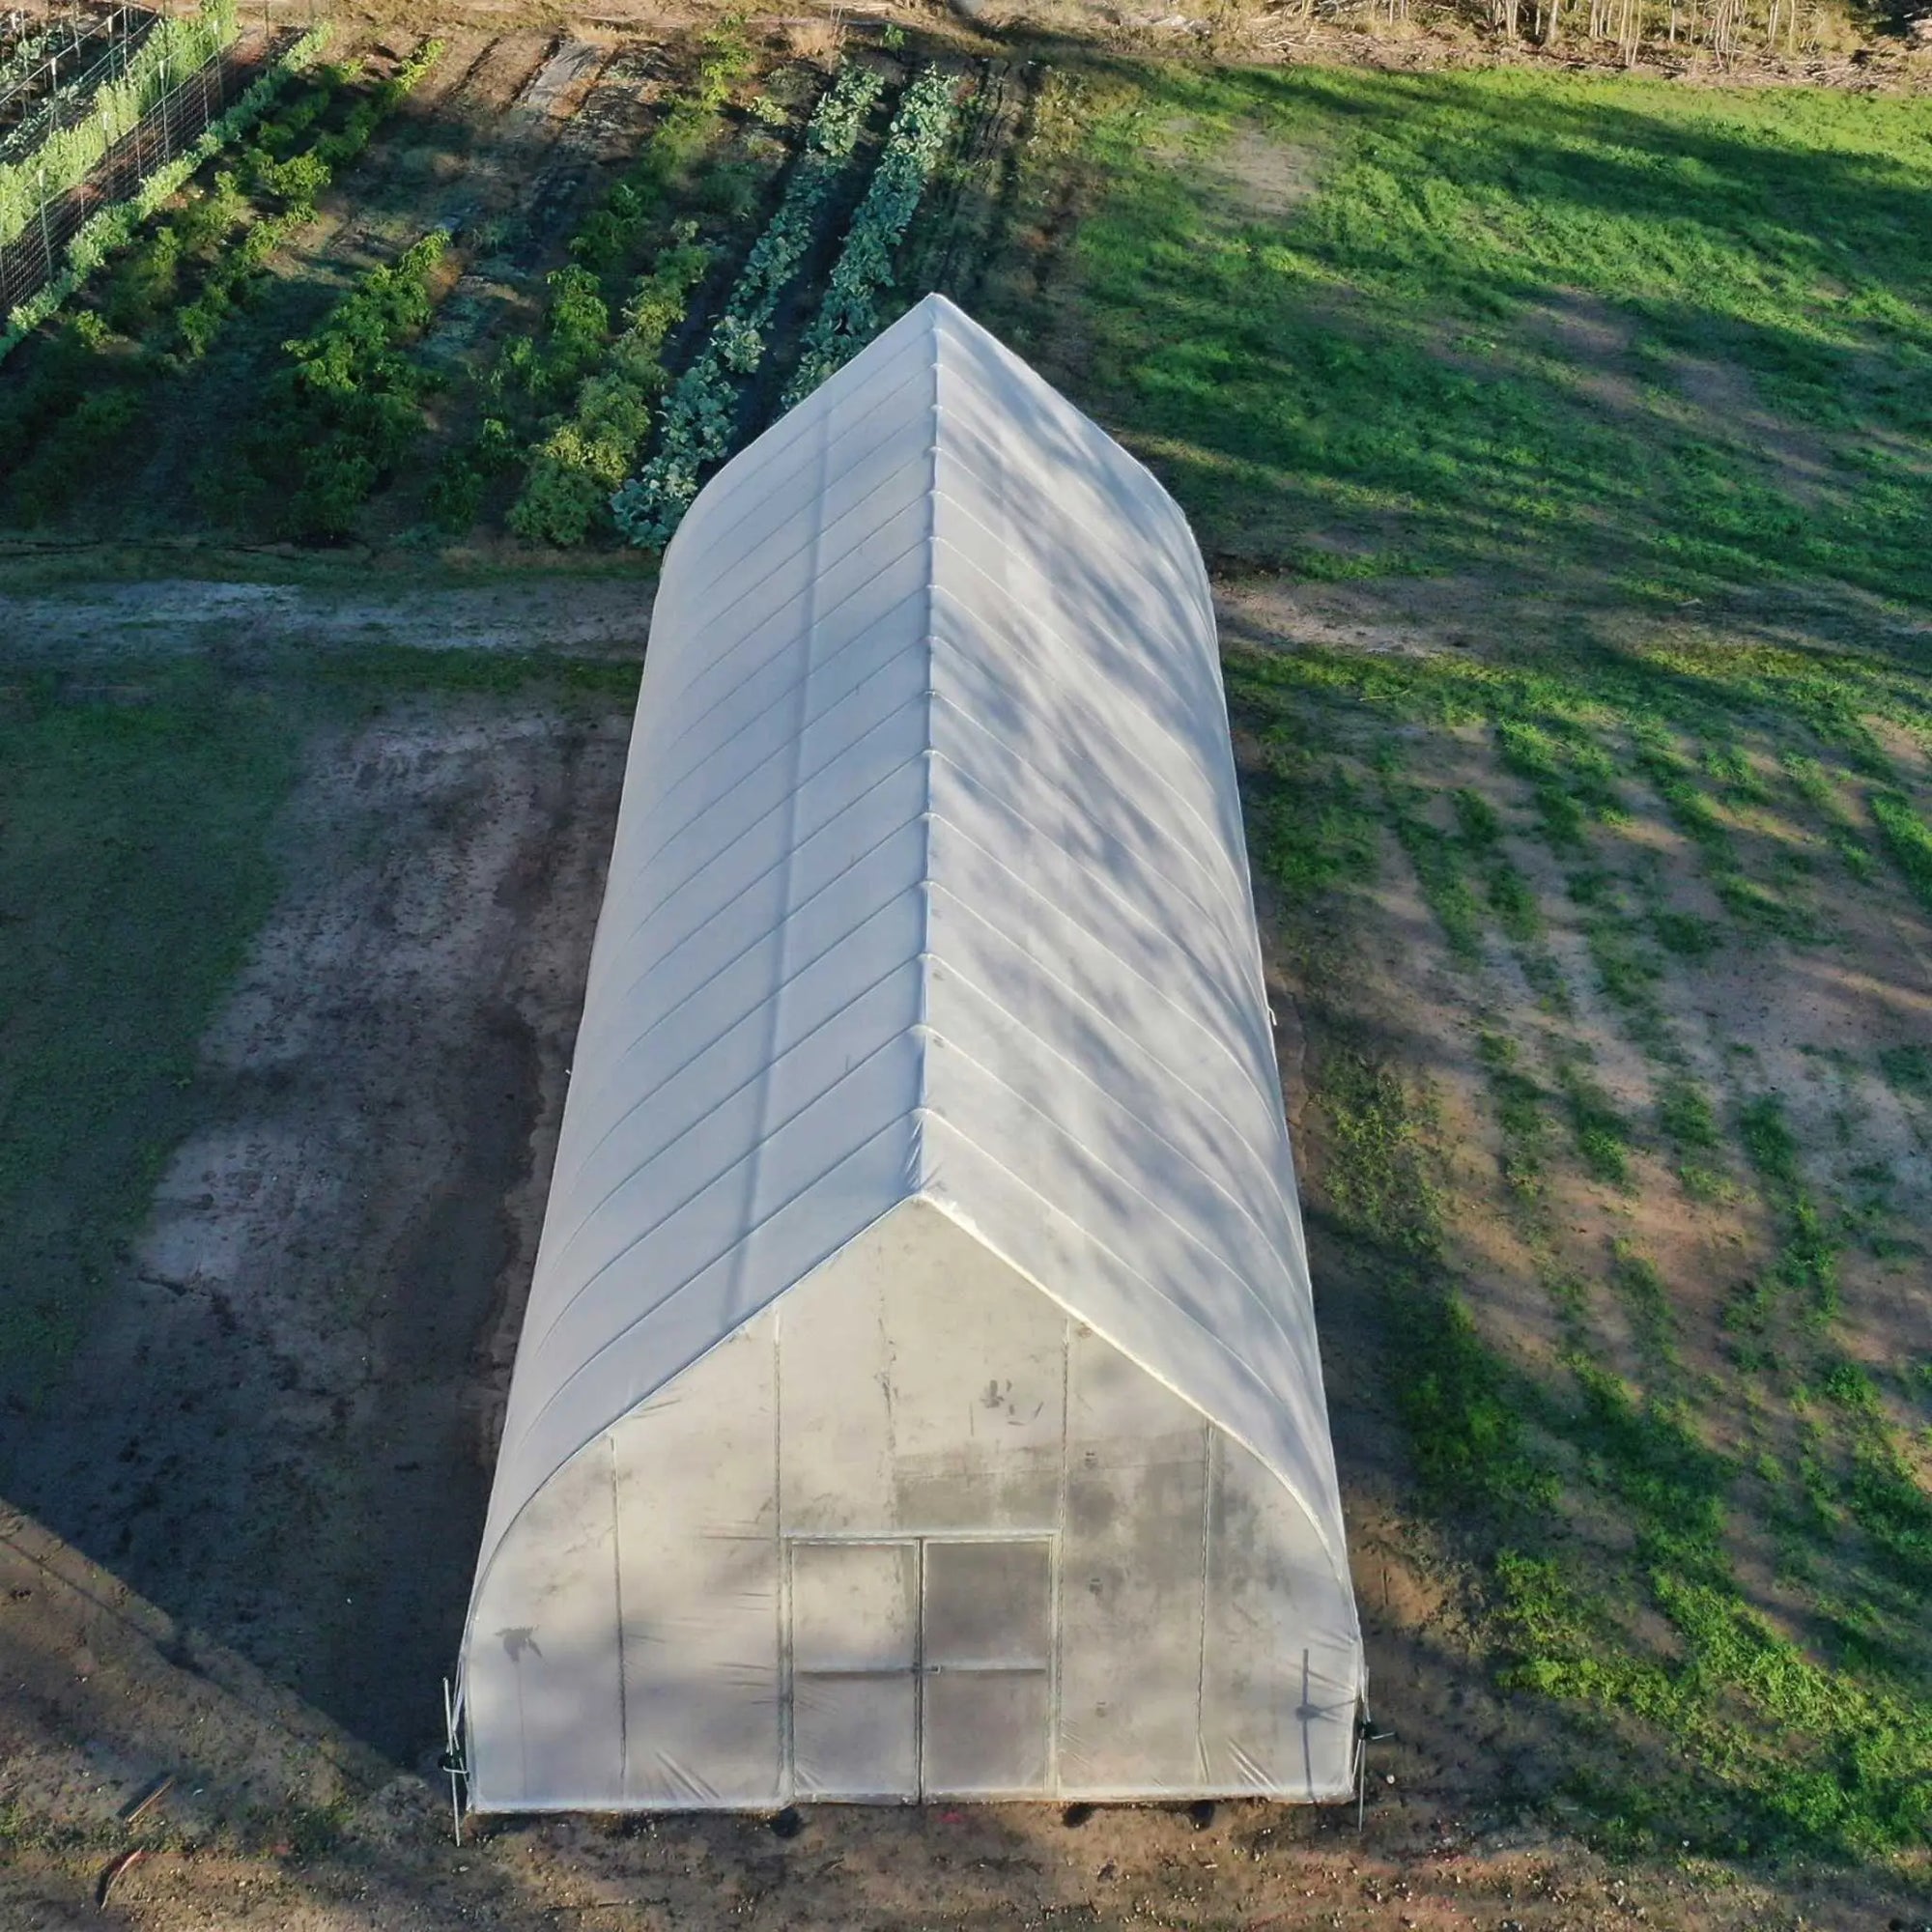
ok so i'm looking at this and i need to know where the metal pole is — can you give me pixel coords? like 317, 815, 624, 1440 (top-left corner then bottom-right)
35, 159, 50, 288
128, 14, 143, 179
440, 1679, 466, 1847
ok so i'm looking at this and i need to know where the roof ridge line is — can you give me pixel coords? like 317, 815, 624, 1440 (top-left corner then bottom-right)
909, 319, 943, 1200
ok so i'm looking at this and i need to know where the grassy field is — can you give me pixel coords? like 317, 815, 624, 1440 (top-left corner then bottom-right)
0, 23, 1929, 1924
1004, 62, 1932, 605
992, 55, 1932, 1870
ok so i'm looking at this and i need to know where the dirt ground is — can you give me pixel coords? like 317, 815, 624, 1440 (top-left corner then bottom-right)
0, 568, 1924, 1931
0, 568, 654, 658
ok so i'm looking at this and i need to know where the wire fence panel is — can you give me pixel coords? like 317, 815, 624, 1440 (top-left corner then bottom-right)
0, 30, 270, 317
0, 9, 156, 158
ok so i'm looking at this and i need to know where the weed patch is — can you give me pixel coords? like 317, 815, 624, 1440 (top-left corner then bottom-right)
1870, 790, 1932, 914
1557, 1060, 1633, 1188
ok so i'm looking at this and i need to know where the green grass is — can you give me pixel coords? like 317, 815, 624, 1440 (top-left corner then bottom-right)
1877, 1044, 1931, 1099
1651, 907, 1720, 957
1608, 1238, 1679, 1375
1227, 584, 1932, 1864
317, 645, 641, 703
1040, 63, 1932, 608
1054, 53, 1932, 1870
1309, 986, 1932, 1860
1316, 1037, 1554, 1516
0, 666, 295, 1398
1739, 1093, 1842, 1331
1658, 1073, 1730, 1199
1225, 678, 1379, 911
1477, 1029, 1551, 1201
1379, 760, 1485, 961
1557, 1059, 1633, 1187
1870, 790, 1932, 913
1781, 751, 1879, 881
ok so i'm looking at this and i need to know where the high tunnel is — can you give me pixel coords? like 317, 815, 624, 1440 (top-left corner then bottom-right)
456, 295, 1365, 1809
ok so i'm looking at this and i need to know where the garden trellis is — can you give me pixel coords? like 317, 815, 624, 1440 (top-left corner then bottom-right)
0, 0, 240, 315
0, 19, 331, 352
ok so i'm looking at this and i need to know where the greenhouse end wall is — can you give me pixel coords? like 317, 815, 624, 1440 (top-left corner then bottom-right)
465, 1199, 1361, 1810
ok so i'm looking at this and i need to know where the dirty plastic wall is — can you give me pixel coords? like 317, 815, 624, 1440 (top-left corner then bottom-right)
460, 295, 1364, 1808
466, 1201, 1361, 1806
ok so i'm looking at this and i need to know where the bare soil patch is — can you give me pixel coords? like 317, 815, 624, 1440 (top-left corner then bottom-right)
1, 691, 628, 1772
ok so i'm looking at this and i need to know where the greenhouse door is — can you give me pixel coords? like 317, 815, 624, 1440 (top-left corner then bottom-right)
789, 1538, 1053, 1802
919, 1538, 1053, 1799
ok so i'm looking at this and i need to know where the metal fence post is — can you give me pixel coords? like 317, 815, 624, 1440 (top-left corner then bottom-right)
35, 160, 51, 285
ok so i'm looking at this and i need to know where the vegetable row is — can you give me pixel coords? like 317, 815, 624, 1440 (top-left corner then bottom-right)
611, 57, 887, 549
169, 38, 443, 360
430, 19, 759, 535
1, 41, 443, 525
227, 228, 452, 537
780, 64, 958, 411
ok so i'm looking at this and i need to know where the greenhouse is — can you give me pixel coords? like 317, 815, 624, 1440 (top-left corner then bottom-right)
456, 294, 1364, 1811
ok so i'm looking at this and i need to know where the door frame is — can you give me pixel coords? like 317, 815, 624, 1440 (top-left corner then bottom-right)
782, 1533, 1058, 1803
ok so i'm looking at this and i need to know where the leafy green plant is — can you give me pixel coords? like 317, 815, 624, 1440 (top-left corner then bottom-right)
510, 233, 712, 546
426, 415, 519, 532
1870, 791, 1932, 913
501, 267, 612, 412
567, 21, 756, 282
780, 63, 958, 410
613, 58, 889, 547
229, 230, 451, 538
167, 42, 443, 364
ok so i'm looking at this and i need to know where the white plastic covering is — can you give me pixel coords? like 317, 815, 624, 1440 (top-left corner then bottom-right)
460, 295, 1364, 1810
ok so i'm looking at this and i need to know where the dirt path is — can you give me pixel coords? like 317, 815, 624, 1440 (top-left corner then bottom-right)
0, 569, 655, 658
